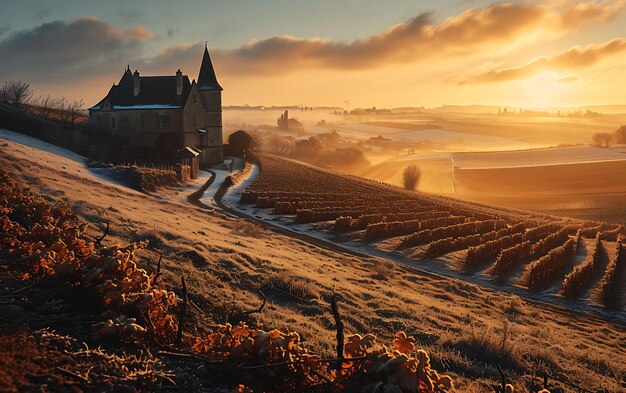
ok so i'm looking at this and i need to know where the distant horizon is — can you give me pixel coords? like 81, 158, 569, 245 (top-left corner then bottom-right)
221, 103, 626, 113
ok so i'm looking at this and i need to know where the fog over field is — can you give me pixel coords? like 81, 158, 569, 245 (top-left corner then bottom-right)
225, 107, 626, 222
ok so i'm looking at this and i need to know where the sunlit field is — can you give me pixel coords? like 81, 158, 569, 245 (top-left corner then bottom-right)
4, 0, 626, 390
225, 108, 626, 222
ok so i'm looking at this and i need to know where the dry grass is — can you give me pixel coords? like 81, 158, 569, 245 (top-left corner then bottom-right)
442, 318, 522, 370
1, 139, 625, 391
230, 220, 261, 237
0, 329, 169, 391
370, 259, 396, 280
268, 270, 321, 301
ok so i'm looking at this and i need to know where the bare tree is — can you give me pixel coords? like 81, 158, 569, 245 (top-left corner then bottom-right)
67, 99, 85, 125
248, 130, 262, 153
0, 81, 33, 106
403, 165, 421, 191
613, 125, 626, 144
32, 94, 61, 118
268, 134, 294, 155
592, 132, 613, 148
56, 97, 69, 123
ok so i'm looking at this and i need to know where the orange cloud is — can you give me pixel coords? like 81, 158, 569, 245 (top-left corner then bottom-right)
555, 0, 625, 27
206, 1, 624, 74
460, 38, 626, 83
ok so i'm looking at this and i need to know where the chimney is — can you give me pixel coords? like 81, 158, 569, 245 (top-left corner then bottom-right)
133, 70, 140, 96
176, 69, 183, 95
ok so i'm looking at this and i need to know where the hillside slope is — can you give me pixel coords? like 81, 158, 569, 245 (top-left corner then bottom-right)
1, 135, 625, 391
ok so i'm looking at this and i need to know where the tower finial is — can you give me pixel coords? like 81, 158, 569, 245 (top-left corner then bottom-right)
205, 41, 208, 48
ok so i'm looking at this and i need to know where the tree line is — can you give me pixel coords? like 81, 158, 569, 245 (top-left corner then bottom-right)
592, 125, 626, 148
0, 80, 85, 126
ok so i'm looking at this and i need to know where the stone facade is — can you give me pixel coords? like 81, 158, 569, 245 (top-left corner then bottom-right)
88, 46, 223, 167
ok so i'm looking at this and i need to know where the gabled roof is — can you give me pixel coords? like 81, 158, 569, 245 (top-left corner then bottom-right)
197, 45, 223, 92
90, 67, 192, 110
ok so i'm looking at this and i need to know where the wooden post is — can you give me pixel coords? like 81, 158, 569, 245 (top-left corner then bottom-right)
176, 276, 188, 343
330, 292, 344, 377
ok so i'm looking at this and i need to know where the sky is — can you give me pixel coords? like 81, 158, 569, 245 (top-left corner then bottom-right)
1, 0, 626, 109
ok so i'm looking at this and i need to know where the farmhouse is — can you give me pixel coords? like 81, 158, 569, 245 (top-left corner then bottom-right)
88, 45, 223, 167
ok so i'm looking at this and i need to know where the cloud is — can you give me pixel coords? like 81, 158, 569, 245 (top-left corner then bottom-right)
0, 17, 154, 83
555, 0, 625, 27
1, 0, 623, 89
460, 38, 626, 83
206, 1, 624, 74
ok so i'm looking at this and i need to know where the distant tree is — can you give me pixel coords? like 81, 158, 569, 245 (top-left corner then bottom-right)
614, 125, 626, 144
32, 94, 61, 118
592, 132, 613, 148
317, 130, 341, 148
56, 97, 69, 123
293, 136, 323, 159
228, 130, 257, 157
268, 134, 294, 155
0, 81, 33, 106
66, 99, 85, 125
403, 165, 421, 191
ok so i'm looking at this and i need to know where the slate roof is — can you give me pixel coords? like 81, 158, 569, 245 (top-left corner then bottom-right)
197, 46, 223, 92
90, 68, 192, 110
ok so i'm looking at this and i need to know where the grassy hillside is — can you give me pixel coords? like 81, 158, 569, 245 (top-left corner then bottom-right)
0, 140, 625, 391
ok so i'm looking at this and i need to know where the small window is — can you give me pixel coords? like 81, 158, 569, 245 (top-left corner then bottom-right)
193, 94, 197, 104
124, 115, 129, 124
111, 117, 116, 128
193, 116, 197, 127
158, 115, 170, 129
140, 114, 144, 127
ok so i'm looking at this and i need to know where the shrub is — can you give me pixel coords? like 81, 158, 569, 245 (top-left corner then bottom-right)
402, 165, 421, 191
592, 132, 613, 147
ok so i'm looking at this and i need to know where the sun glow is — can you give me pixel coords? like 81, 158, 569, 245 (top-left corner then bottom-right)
520, 72, 569, 108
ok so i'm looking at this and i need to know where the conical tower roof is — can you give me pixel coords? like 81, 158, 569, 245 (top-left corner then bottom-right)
197, 44, 222, 91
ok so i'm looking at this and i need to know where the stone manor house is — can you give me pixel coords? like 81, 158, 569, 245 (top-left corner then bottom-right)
88, 45, 223, 166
